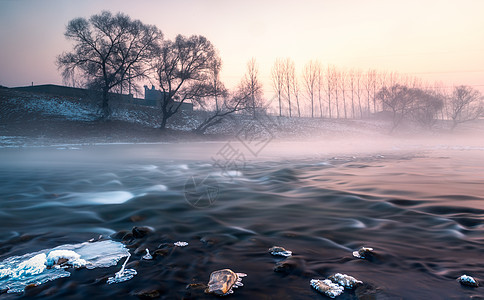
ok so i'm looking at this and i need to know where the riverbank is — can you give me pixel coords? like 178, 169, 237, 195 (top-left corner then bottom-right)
1, 86, 483, 148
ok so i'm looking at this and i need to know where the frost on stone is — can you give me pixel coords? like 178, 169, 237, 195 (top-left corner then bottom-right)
268, 246, 292, 257
458, 274, 479, 287
174, 241, 188, 247
107, 253, 137, 284
310, 279, 344, 298
0, 240, 129, 293
329, 273, 362, 289
352, 247, 374, 259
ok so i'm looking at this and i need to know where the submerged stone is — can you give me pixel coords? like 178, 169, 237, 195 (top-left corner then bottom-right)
268, 246, 292, 257
205, 269, 246, 296
310, 279, 344, 298
329, 273, 362, 289
132, 226, 154, 239
458, 274, 479, 287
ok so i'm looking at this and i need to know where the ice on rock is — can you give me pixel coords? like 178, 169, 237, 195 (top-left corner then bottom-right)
268, 246, 292, 257
0, 240, 129, 293
329, 273, 362, 289
458, 274, 479, 287
310, 279, 344, 298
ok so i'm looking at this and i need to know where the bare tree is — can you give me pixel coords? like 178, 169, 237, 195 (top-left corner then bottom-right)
325, 65, 336, 118
209, 52, 223, 112
354, 69, 364, 118
242, 58, 264, 117
271, 58, 285, 117
412, 89, 444, 129
194, 88, 251, 134
364, 70, 376, 116
339, 69, 348, 118
377, 84, 419, 132
303, 60, 318, 118
283, 58, 295, 118
315, 61, 323, 118
449, 85, 483, 129
155, 34, 219, 129
289, 64, 302, 117
57, 11, 162, 118
333, 68, 340, 118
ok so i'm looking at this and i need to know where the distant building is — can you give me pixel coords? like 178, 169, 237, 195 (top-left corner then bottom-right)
143, 85, 193, 111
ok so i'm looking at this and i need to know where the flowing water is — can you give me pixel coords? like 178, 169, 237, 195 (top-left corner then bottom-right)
0, 142, 483, 299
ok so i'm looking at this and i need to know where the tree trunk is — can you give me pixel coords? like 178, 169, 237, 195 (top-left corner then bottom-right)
102, 88, 110, 119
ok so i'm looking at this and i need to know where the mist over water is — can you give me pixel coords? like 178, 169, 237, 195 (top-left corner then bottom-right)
0, 138, 483, 298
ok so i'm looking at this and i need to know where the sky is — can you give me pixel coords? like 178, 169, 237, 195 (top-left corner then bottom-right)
1, 0, 483, 96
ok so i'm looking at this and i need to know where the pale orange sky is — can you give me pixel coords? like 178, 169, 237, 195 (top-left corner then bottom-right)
0, 0, 483, 95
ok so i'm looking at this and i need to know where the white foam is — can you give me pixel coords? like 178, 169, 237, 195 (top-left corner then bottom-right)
146, 184, 168, 192
64, 191, 134, 205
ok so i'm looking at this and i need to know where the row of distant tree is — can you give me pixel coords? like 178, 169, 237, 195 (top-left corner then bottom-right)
271, 60, 483, 131
57, 11, 482, 133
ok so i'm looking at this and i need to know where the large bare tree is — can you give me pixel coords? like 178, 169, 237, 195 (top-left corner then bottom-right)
57, 11, 162, 118
449, 85, 483, 129
154, 34, 219, 129
376, 84, 419, 132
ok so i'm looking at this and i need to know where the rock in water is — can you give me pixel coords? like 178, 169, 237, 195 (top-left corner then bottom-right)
205, 269, 246, 296
458, 275, 479, 287
268, 246, 292, 257
329, 273, 362, 289
353, 247, 374, 259
310, 279, 344, 298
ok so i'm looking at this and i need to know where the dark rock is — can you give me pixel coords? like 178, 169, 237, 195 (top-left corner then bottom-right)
186, 283, 206, 290
273, 259, 298, 274
111, 230, 129, 241
132, 226, 154, 238
154, 249, 169, 257
355, 283, 378, 300
133, 289, 161, 299
130, 215, 146, 222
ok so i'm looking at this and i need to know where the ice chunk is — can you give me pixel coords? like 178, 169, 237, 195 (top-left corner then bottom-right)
268, 246, 292, 257
142, 249, 152, 260
107, 253, 137, 284
458, 274, 479, 287
174, 241, 188, 247
0, 240, 129, 293
310, 279, 344, 298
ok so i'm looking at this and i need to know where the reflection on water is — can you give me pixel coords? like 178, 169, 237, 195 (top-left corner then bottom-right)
0, 144, 483, 298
